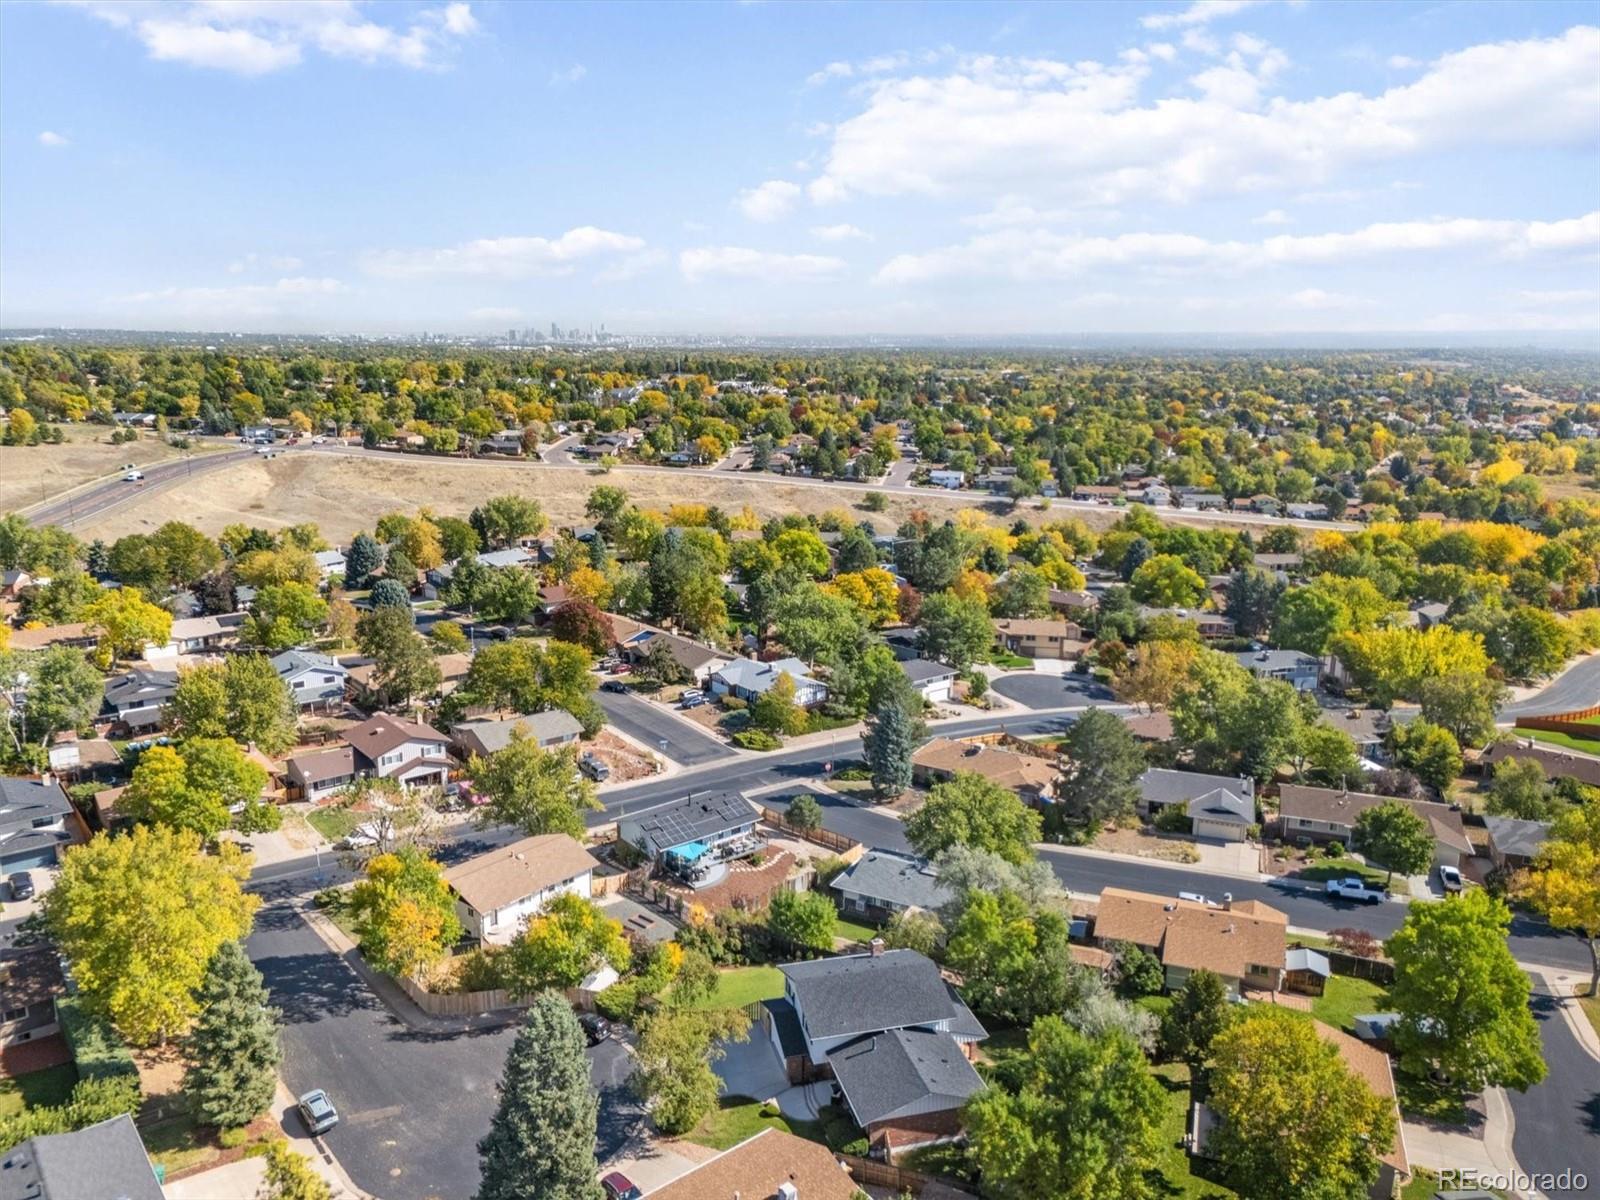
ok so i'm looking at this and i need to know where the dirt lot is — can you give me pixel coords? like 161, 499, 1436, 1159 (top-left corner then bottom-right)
67, 449, 1129, 543
588, 729, 660, 783
0, 423, 213, 512
1091, 824, 1202, 864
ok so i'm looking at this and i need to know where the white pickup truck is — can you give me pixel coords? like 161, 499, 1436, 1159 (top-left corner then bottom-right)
1325, 877, 1386, 905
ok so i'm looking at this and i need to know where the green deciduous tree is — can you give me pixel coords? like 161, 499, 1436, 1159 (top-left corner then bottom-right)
475, 992, 601, 1200
1518, 794, 1600, 996
750, 671, 808, 736
1385, 720, 1463, 795
965, 1018, 1165, 1200
1418, 671, 1506, 747
468, 736, 601, 840
121, 738, 268, 839
1053, 706, 1146, 830
470, 495, 545, 549
1129, 553, 1206, 608
502, 894, 631, 998
630, 1007, 751, 1136
1159, 967, 1233, 1068
785, 793, 823, 831
3, 646, 102, 744
1207, 1007, 1396, 1200
916, 589, 994, 671
1384, 889, 1546, 1092
259, 1141, 334, 1200
182, 941, 281, 1129
43, 826, 258, 1045
905, 773, 1042, 866
1352, 800, 1434, 886
244, 582, 327, 650
347, 847, 463, 979
356, 605, 442, 707
766, 890, 836, 951
1484, 755, 1556, 821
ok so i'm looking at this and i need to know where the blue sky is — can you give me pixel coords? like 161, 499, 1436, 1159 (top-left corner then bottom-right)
1, 0, 1597, 336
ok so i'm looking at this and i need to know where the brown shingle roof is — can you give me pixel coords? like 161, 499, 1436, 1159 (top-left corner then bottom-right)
1277, 785, 1472, 855
644, 1129, 857, 1200
912, 737, 1060, 794
288, 745, 359, 785
443, 834, 600, 914
1093, 887, 1287, 979
1313, 1021, 1409, 1177
1480, 740, 1600, 788
7, 623, 92, 650
341, 712, 447, 760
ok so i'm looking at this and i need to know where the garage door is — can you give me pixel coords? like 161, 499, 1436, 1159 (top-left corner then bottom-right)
0, 849, 55, 873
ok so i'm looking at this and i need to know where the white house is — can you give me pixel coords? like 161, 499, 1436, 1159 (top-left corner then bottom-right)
443, 834, 600, 946
927, 470, 965, 490
143, 612, 245, 659
313, 549, 347, 580
271, 649, 349, 709
710, 657, 829, 709
900, 658, 957, 704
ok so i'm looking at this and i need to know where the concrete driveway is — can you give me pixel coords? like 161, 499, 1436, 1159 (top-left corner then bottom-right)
990, 671, 1114, 710
715, 1029, 789, 1103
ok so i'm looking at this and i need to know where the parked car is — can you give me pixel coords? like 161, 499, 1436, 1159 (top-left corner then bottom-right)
337, 832, 378, 851
297, 1089, 339, 1135
1325, 877, 1386, 905
122, 470, 144, 482
680, 688, 704, 703
601, 679, 628, 693
7, 873, 34, 901
608, 662, 632, 675
578, 1013, 611, 1045
1437, 864, 1463, 893
600, 1173, 641, 1200
679, 695, 707, 709
579, 754, 610, 782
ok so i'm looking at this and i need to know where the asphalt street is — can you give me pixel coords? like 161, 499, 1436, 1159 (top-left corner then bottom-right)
990, 671, 1116, 709
595, 687, 735, 766
759, 786, 913, 854
1509, 991, 1600, 1197
1503, 654, 1600, 719
245, 884, 642, 1200
22, 447, 254, 529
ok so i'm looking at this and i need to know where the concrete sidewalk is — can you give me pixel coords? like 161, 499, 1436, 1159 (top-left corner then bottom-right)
1038, 841, 1272, 883
1534, 968, 1600, 1064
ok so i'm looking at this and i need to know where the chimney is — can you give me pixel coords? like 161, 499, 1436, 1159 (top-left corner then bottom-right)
778, 1183, 799, 1200
39, 772, 53, 788
1221, 893, 1232, 911
869, 937, 885, 957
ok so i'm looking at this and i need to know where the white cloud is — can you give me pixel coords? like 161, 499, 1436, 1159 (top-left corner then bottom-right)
1141, 1, 1264, 32
118, 276, 347, 319
1252, 208, 1291, 225
807, 27, 1600, 207
1514, 288, 1600, 306
806, 60, 854, 87
680, 246, 846, 283
873, 211, 1600, 283
361, 227, 647, 279
1387, 54, 1421, 69
811, 223, 872, 242
227, 252, 305, 274
69, 1, 478, 75
594, 249, 668, 283
550, 63, 586, 86
37, 131, 70, 148
736, 179, 802, 222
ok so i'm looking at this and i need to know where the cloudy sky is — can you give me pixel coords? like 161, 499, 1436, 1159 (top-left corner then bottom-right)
1, 0, 1597, 336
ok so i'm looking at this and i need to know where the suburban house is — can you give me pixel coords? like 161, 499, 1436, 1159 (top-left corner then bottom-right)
1483, 815, 1551, 871
1285, 501, 1331, 520
617, 791, 758, 866
1137, 768, 1256, 841
880, 626, 923, 661
443, 833, 600, 946
1092, 888, 1289, 996
912, 735, 1061, 806
1048, 588, 1099, 616
643, 1128, 858, 1200
766, 947, 986, 1159
608, 616, 734, 685
0, 1113, 165, 1200
1277, 784, 1472, 870
285, 712, 451, 802
831, 849, 954, 920
449, 711, 583, 759
101, 666, 178, 732
1253, 552, 1304, 573
0, 775, 83, 874
1178, 492, 1226, 511
1189, 1021, 1408, 1200
927, 469, 966, 489
271, 649, 349, 709
992, 617, 1087, 660
313, 548, 347, 579
6, 621, 99, 653
710, 656, 828, 709
1136, 606, 1236, 638
145, 612, 245, 658
1072, 484, 1122, 503
1234, 648, 1321, 691
422, 546, 534, 598
1480, 739, 1600, 788
900, 657, 958, 704
0, 948, 66, 1047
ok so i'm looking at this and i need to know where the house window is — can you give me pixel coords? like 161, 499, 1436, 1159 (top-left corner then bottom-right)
2, 1008, 24, 1022
1246, 964, 1271, 976
30, 817, 54, 829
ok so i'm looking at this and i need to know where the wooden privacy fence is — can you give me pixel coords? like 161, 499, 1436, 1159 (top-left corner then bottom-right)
839, 1152, 979, 1197
760, 807, 861, 855
1514, 711, 1600, 743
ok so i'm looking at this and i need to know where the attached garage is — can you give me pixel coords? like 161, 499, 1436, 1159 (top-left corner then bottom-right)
0, 777, 77, 874
0, 848, 57, 874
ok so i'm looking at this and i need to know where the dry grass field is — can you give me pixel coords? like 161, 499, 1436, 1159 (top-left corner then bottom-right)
70, 451, 1131, 542
0, 424, 216, 512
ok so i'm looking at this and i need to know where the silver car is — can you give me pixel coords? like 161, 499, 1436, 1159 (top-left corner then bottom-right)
297, 1089, 339, 1135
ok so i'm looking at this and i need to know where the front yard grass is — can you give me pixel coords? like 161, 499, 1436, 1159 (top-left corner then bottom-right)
1151, 1063, 1237, 1199
1520, 723, 1600, 754
986, 649, 1033, 669
832, 915, 880, 945
0, 1062, 78, 1118
1291, 857, 1392, 888
1309, 975, 1389, 1034
678, 966, 785, 1011
305, 805, 359, 843
1574, 984, 1600, 1042
1396, 1073, 1471, 1127
685, 1096, 821, 1151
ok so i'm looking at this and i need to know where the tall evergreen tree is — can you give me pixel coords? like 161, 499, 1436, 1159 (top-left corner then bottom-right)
475, 992, 602, 1200
181, 941, 281, 1129
344, 533, 384, 588
864, 696, 920, 797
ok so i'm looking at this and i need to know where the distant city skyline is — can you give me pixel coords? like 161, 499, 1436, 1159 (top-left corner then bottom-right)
1, 0, 1596, 336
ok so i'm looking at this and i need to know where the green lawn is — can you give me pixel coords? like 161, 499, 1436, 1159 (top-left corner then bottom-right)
1292, 857, 1393, 888
1309, 975, 1389, 1034
685, 1096, 821, 1151
833, 915, 880, 945
1521, 724, 1600, 753
987, 649, 1033, 669
0, 1063, 78, 1118
1151, 1064, 1237, 1199
678, 966, 785, 1011
305, 805, 359, 843
1401, 1167, 1508, 1200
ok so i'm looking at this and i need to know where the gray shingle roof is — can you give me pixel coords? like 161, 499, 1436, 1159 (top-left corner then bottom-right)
1139, 768, 1254, 807
900, 657, 956, 684
1483, 815, 1551, 860
1186, 787, 1254, 824
624, 792, 755, 854
0, 778, 74, 861
827, 1029, 984, 1126
0, 1113, 164, 1200
831, 851, 953, 913
451, 711, 582, 755
782, 949, 968, 1041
